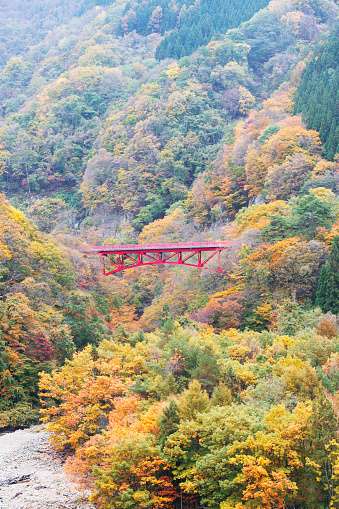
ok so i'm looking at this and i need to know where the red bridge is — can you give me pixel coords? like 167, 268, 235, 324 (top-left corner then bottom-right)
83, 242, 233, 277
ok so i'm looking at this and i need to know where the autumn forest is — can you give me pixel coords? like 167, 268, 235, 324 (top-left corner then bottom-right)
1, 0, 339, 507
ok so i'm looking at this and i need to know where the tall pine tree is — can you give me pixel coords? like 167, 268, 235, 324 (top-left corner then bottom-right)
315, 236, 339, 313
315, 265, 327, 310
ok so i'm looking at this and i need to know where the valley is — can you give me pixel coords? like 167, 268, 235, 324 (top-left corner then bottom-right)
0, 0, 338, 507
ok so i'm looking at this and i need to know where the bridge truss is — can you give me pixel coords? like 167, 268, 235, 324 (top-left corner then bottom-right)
83, 242, 233, 277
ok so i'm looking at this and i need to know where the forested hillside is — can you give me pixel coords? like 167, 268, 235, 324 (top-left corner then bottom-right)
0, 0, 335, 226
0, 193, 137, 428
294, 24, 339, 159
0, 0, 115, 66
1, 0, 339, 507
119, 0, 271, 60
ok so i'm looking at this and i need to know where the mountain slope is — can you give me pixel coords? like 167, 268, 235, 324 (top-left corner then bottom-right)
118, 0, 271, 60
294, 24, 339, 160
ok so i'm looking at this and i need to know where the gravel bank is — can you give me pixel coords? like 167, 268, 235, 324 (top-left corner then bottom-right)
0, 426, 95, 509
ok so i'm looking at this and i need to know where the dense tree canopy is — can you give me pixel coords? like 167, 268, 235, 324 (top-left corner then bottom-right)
294, 24, 339, 160
1, 1, 339, 508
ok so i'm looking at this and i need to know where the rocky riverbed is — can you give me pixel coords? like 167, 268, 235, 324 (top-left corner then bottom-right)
0, 426, 95, 509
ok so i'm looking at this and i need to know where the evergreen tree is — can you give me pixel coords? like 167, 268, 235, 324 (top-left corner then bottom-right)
159, 303, 176, 340
158, 399, 180, 448
189, 346, 221, 395
261, 215, 290, 242
160, 372, 178, 398
291, 194, 335, 241
178, 379, 210, 421
305, 395, 339, 507
315, 236, 339, 314
294, 25, 339, 160
210, 382, 232, 406
131, 0, 270, 60
315, 265, 327, 310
